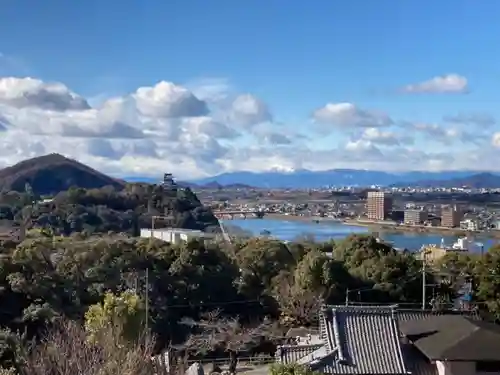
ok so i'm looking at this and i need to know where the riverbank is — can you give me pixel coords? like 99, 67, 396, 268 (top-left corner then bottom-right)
346, 220, 500, 240
263, 213, 500, 240
226, 218, 498, 251
265, 213, 343, 223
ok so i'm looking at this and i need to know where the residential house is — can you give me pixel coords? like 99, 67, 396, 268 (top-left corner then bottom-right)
460, 218, 480, 231
400, 315, 500, 375
277, 305, 410, 375
276, 305, 484, 375
140, 228, 215, 244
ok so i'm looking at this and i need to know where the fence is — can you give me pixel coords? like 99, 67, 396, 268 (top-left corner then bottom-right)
152, 353, 275, 375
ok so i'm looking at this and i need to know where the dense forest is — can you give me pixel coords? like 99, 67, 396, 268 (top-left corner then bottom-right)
0, 185, 499, 374
0, 182, 220, 235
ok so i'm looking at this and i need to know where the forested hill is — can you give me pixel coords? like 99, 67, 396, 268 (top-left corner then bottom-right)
0, 182, 220, 235
0, 153, 124, 195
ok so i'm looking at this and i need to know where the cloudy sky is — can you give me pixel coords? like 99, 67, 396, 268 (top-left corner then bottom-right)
0, 0, 499, 179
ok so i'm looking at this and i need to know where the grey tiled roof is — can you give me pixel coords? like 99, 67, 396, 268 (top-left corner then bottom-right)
279, 305, 409, 375
278, 305, 480, 375
400, 315, 500, 361
277, 344, 324, 364
397, 308, 480, 322
317, 305, 409, 375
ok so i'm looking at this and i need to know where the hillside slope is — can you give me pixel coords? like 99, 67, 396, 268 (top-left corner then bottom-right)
0, 153, 125, 194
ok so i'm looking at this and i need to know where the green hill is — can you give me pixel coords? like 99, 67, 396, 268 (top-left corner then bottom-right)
0, 153, 125, 194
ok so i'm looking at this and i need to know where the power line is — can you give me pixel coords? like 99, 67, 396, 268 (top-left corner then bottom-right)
158, 299, 262, 309
145, 267, 149, 332
345, 271, 425, 305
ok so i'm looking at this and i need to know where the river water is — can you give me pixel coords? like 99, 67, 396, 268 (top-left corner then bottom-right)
223, 218, 498, 252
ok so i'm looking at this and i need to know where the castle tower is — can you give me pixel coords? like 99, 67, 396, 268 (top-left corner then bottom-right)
161, 173, 176, 227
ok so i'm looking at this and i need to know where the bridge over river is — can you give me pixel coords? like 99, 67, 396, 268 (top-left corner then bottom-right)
212, 210, 265, 220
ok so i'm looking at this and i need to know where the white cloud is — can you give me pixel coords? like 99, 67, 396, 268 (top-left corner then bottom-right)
248, 122, 300, 145
86, 138, 124, 159
180, 116, 239, 139
444, 113, 496, 127
185, 78, 233, 104
0, 77, 233, 178
227, 94, 272, 128
0, 77, 90, 111
491, 133, 500, 148
2, 104, 144, 139
133, 81, 208, 118
345, 139, 382, 155
261, 133, 292, 145
0, 74, 499, 179
360, 127, 408, 146
312, 103, 393, 130
0, 114, 9, 131
413, 122, 486, 144
85, 138, 159, 160
402, 74, 468, 94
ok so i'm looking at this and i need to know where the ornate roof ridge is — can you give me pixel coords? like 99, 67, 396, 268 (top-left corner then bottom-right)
278, 343, 324, 350
326, 304, 399, 313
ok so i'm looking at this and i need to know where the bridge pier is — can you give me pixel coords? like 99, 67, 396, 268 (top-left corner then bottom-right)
213, 210, 266, 220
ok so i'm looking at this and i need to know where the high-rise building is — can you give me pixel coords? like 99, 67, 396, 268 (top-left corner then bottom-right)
441, 205, 462, 228
367, 191, 392, 221
404, 209, 428, 225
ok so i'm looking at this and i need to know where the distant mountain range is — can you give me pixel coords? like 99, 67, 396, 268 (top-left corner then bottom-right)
125, 170, 500, 189
392, 172, 500, 189
189, 170, 500, 189
123, 176, 255, 190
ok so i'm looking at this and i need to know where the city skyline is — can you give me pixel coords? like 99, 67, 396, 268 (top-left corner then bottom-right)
1, 0, 499, 179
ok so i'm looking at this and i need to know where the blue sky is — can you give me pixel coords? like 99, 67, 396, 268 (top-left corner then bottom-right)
0, 0, 499, 178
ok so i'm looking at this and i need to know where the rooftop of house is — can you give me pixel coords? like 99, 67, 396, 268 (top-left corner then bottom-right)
395, 307, 480, 322
140, 228, 214, 237
277, 305, 483, 375
400, 315, 500, 362
320, 305, 408, 374
278, 305, 409, 375
142, 228, 204, 234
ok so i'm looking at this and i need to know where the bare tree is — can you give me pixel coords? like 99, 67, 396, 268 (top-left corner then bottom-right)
173, 331, 213, 375
176, 310, 224, 374
274, 281, 322, 327
17, 319, 155, 375
182, 310, 275, 375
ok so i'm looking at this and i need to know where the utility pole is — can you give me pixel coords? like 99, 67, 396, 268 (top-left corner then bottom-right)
145, 267, 149, 332
422, 251, 427, 310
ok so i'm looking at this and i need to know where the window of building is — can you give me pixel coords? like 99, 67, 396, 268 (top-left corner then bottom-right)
476, 361, 500, 372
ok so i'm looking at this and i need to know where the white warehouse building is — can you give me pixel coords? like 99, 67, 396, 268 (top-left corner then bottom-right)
140, 228, 215, 245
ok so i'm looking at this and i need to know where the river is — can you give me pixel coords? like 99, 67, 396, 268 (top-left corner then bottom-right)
222, 218, 498, 252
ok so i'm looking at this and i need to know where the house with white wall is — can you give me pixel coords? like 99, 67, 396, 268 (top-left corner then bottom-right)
140, 228, 215, 245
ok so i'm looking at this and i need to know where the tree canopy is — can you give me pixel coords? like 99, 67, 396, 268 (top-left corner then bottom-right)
0, 185, 498, 373
0, 183, 219, 237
